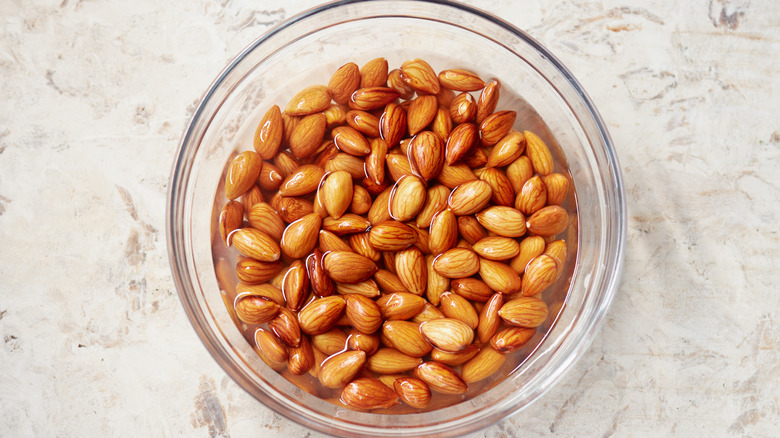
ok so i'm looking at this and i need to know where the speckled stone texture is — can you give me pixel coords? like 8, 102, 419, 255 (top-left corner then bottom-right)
0, 0, 778, 437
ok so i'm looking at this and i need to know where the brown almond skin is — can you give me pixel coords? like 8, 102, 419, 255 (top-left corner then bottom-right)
289, 113, 327, 159
319, 170, 354, 219
448, 180, 492, 215
280, 213, 321, 259
298, 296, 346, 335
236, 283, 285, 306
400, 58, 440, 95
425, 255, 449, 306
241, 184, 265, 212
346, 110, 380, 138
506, 155, 535, 193
254, 105, 283, 159
383, 320, 432, 358
318, 230, 353, 252
332, 125, 370, 156
306, 249, 335, 297
349, 232, 380, 261
462, 147, 489, 168
526, 205, 569, 236
278, 164, 325, 197
234, 295, 279, 325
319, 350, 367, 388
436, 87, 456, 108
473, 236, 521, 261
543, 239, 568, 269
349, 87, 400, 111
432, 107, 453, 142
360, 57, 389, 88
437, 162, 477, 189
376, 292, 426, 320
345, 294, 383, 334
328, 62, 361, 105
388, 68, 415, 100
479, 110, 516, 147
219, 201, 244, 245
368, 188, 393, 225
438, 68, 485, 91
336, 279, 380, 298
389, 175, 426, 222
432, 248, 480, 279
274, 150, 300, 177
324, 153, 365, 179
257, 162, 285, 191
386, 153, 414, 182
498, 296, 549, 328
510, 235, 547, 273
524, 130, 554, 175
347, 329, 380, 355
231, 228, 281, 262
394, 377, 432, 409
366, 348, 423, 374
491, 326, 536, 353
235, 258, 283, 284
369, 221, 417, 251
440, 292, 479, 329
521, 254, 559, 296
254, 328, 288, 363
366, 138, 388, 186
407, 95, 438, 135
479, 258, 522, 294
311, 328, 348, 356
476, 79, 500, 124
542, 173, 570, 206
350, 185, 373, 215
275, 196, 314, 223
416, 185, 450, 228
394, 247, 427, 296
374, 269, 409, 294
380, 102, 407, 148
430, 344, 480, 366
477, 293, 504, 343
408, 130, 445, 181
322, 213, 371, 236
487, 131, 526, 168
419, 318, 474, 352
516, 175, 548, 215
285, 85, 332, 116
412, 302, 446, 324
475, 206, 527, 238
269, 307, 302, 348
449, 92, 477, 124
287, 335, 315, 375
457, 216, 488, 245
428, 209, 458, 255
479, 167, 515, 207
323, 251, 378, 284
341, 377, 399, 410
461, 346, 506, 384
225, 151, 263, 200
281, 260, 310, 312
451, 277, 494, 302
445, 122, 478, 165
414, 362, 468, 395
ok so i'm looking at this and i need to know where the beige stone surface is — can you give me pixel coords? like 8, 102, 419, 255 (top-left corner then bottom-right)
0, 0, 778, 436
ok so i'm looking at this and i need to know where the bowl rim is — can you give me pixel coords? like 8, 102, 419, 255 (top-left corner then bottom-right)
167, 0, 627, 436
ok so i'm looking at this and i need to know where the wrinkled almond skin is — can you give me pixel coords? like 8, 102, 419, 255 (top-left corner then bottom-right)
440, 292, 479, 329
394, 247, 427, 296
341, 377, 399, 410
225, 151, 263, 200
438, 162, 477, 189
448, 180, 492, 215
419, 318, 474, 352
486, 131, 526, 168
383, 320, 432, 357
389, 175, 426, 222
369, 221, 417, 251
366, 138, 388, 186
289, 113, 327, 159
543, 239, 568, 269
462, 145, 488, 168
346, 109, 381, 138
336, 278, 380, 298
380, 102, 407, 148
311, 328, 348, 356
491, 326, 536, 353
386, 153, 414, 182
475, 206, 526, 238
360, 57, 389, 88
498, 296, 549, 328
318, 229, 354, 253
387, 68, 415, 100
461, 346, 506, 384
274, 150, 300, 177
332, 125, 370, 156
377, 292, 426, 320
449, 92, 477, 124
479, 167, 515, 207
542, 173, 570, 205
282, 260, 310, 312
219, 201, 244, 245
475, 79, 500, 124
322, 213, 371, 235
451, 277, 494, 302
428, 209, 458, 255
473, 236, 521, 261
394, 377, 432, 409
526, 205, 569, 236
477, 292, 504, 344
234, 295, 279, 325
432, 248, 480, 279
320, 350, 367, 388
431, 344, 480, 367
258, 162, 285, 191
319, 170, 354, 219
479, 258, 522, 294
350, 232, 380, 261
329, 62, 361, 105
350, 185, 373, 215
241, 184, 265, 212
414, 362, 467, 395
516, 175, 548, 215
254, 328, 288, 364
408, 131, 445, 181
510, 235, 547, 273
438, 69, 485, 91
235, 258, 283, 284
269, 307, 302, 348
366, 348, 423, 374
350, 87, 400, 111
347, 329, 380, 355
323, 251, 378, 284
445, 122, 478, 165
280, 213, 321, 259
345, 294, 383, 334
367, 188, 393, 225
299, 296, 346, 335
506, 155, 535, 193
457, 215, 488, 245
415, 185, 450, 228
373, 269, 408, 294
407, 95, 438, 136
285, 85, 332, 116
324, 153, 365, 179
425, 255, 449, 306
523, 130, 554, 175
254, 105, 284, 159
521, 254, 559, 297
400, 58, 440, 95
287, 335, 315, 375
479, 110, 516, 147
278, 164, 325, 197
231, 228, 281, 262
236, 283, 285, 306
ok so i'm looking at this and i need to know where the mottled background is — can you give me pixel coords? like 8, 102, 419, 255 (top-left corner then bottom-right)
1, 0, 778, 436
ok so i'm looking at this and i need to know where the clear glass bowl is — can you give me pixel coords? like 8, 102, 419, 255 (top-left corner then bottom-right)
166, 1, 626, 436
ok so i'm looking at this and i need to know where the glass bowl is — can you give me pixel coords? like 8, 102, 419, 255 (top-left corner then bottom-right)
166, 0, 626, 436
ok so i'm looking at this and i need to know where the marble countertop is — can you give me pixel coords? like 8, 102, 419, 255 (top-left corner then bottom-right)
1, 0, 778, 436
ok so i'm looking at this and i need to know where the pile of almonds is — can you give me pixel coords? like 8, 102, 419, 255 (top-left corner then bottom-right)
217, 57, 571, 411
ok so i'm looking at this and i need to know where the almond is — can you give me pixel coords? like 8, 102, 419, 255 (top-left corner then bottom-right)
386, 153, 414, 182
436, 87, 456, 108
462, 146, 489, 168
280, 114, 300, 148
400, 58, 440, 95
486, 131, 526, 167
411, 186, 446, 229
407, 95, 438, 135
451, 277, 494, 302
506, 155, 534, 192
349, 232, 380, 261
278, 164, 325, 197
323, 153, 365, 179
360, 57, 389, 88
526, 205, 568, 236
275, 196, 314, 223
231, 228, 281, 262
389, 175, 426, 222
394, 377, 431, 409
365, 138, 388, 186
225, 151, 263, 200
374, 269, 409, 294
380, 102, 407, 147
449, 92, 477, 124
479, 167, 515, 207
322, 213, 371, 235
510, 235, 546, 273
368, 187, 393, 225
542, 173, 569, 205
344, 294, 383, 334
241, 184, 265, 212
320, 350, 367, 388
257, 162, 284, 191
383, 320, 432, 357
219, 201, 244, 245
280, 213, 321, 259
318, 229, 353, 253
491, 326, 536, 353
515, 175, 547, 215
478, 258, 522, 294
394, 247, 427, 296
349, 87, 400, 111
311, 328, 348, 356
324, 104, 348, 131
412, 302, 446, 324
235, 258, 283, 284
318, 170, 353, 219
387, 68, 415, 100
309, 346, 328, 378
282, 260, 310, 311
457, 215, 488, 245
425, 254, 449, 306
362, 176, 389, 197
475, 206, 526, 237
430, 344, 480, 366
323, 251, 377, 284
234, 295, 279, 325
254, 328, 288, 363
336, 279, 381, 298
523, 130, 554, 175
253, 105, 283, 159
298, 296, 346, 335
419, 318, 474, 352
346, 109, 380, 137
521, 254, 559, 296
445, 122, 478, 165
341, 377, 399, 410
347, 329, 380, 355
414, 362, 467, 395
432, 247, 480, 278
473, 236, 520, 261
543, 239, 567, 269
448, 180, 492, 215
428, 209, 458, 255
285, 85, 331, 116
437, 162, 477, 189
366, 348, 423, 374
461, 346, 506, 384
475, 79, 500, 124
498, 296, 548, 328
376, 292, 426, 320
369, 221, 417, 251
440, 292, 479, 329
330, 125, 369, 156
477, 292, 504, 343
287, 335, 315, 375
269, 307, 302, 348
432, 107, 453, 142
329, 62, 361, 105
408, 131, 445, 181
289, 113, 327, 159
479, 110, 516, 147
438, 68, 485, 91
236, 282, 285, 306
273, 150, 300, 177
350, 185, 373, 215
